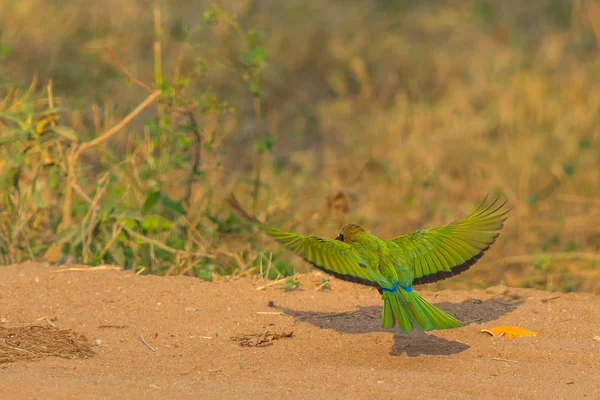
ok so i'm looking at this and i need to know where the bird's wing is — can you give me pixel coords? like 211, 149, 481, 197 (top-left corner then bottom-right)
258, 225, 383, 287
227, 194, 382, 288
388, 198, 509, 285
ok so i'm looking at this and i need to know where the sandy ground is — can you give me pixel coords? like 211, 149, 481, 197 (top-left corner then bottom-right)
0, 262, 599, 399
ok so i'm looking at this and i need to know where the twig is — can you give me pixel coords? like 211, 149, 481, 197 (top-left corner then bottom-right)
97, 222, 124, 259
464, 315, 488, 324
492, 357, 519, 363
72, 183, 100, 210
120, 224, 215, 258
35, 316, 57, 328
153, 5, 163, 90
223, 251, 258, 273
255, 274, 298, 290
75, 91, 162, 157
46, 80, 55, 112
313, 311, 352, 319
541, 295, 561, 303
184, 109, 202, 208
5, 344, 37, 355
92, 104, 102, 135
256, 277, 287, 290
256, 311, 285, 315
139, 335, 157, 352
153, 5, 165, 120
251, 98, 263, 215
491, 297, 515, 306
314, 280, 331, 291
102, 46, 153, 93
50, 265, 123, 273
237, 266, 257, 277
59, 90, 162, 230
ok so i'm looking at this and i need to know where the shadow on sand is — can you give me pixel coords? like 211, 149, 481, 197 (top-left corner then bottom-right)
275, 296, 522, 357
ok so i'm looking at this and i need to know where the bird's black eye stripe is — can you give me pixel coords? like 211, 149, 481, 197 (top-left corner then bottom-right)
335, 233, 344, 241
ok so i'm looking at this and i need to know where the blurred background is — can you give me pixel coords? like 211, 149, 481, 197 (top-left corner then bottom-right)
1, 0, 599, 292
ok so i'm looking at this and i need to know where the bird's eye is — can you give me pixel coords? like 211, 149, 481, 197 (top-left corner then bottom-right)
335, 233, 344, 241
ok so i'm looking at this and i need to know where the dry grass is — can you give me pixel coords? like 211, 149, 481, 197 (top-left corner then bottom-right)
1, 0, 600, 292
0, 325, 94, 364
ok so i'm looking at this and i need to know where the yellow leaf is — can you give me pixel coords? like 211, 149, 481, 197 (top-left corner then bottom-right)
35, 118, 49, 134
481, 325, 537, 338
35, 114, 60, 134
593, 336, 600, 342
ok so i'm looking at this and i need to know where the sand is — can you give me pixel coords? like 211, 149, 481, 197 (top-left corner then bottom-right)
0, 262, 598, 399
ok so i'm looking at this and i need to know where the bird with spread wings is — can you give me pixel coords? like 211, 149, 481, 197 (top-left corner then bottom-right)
228, 195, 509, 332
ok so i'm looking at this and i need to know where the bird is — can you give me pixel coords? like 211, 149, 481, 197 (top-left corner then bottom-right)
227, 194, 509, 332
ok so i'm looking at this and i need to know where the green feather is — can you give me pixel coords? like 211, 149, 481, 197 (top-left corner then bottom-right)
389, 198, 509, 285
257, 225, 384, 288
381, 297, 394, 329
386, 292, 412, 331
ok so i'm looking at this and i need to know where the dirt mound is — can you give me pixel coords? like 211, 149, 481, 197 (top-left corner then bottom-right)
0, 325, 94, 364
0, 262, 599, 399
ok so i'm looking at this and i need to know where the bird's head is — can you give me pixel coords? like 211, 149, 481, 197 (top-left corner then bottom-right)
335, 224, 365, 243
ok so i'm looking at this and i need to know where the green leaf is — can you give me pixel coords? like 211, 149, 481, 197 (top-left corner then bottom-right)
255, 134, 274, 153
202, 8, 220, 25
111, 209, 142, 221
0, 44, 11, 58
318, 278, 331, 290
108, 242, 126, 265
565, 241, 578, 252
472, 0, 496, 25
578, 139, 592, 150
241, 47, 269, 69
143, 190, 161, 213
0, 112, 28, 129
247, 30, 265, 47
38, 107, 65, 117
0, 127, 26, 146
160, 194, 186, 215
282, 278, 303, 290
141, 214, 174, 231
118, 217, 139, 230
248, 79, 261, 98
31, 189, 47, 208
195, 269, 214, 281
274, 258, 295, 277
55, 225, 81, 244
52, 126, 79, 142
562, 163, 576, 176
170, 19, 188, 42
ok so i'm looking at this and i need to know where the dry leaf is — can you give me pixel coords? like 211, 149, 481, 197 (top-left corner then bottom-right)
593, 336, 600, 342
481, 325, 537, 338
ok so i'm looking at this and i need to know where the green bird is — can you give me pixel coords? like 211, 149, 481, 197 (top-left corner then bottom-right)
228, 195, 509, 332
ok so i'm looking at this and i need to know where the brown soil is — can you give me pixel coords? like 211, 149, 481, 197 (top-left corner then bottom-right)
0, 262, 599, 399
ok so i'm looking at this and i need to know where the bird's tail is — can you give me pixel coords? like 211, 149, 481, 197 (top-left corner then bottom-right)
381, 288, 464, 331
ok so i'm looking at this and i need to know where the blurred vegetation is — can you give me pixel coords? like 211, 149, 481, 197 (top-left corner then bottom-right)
1, 0, 600, 293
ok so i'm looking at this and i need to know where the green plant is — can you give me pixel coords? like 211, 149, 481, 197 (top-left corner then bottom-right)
0, 5, 270, 279
2, 1, 600, 294
282, 277, 303, 291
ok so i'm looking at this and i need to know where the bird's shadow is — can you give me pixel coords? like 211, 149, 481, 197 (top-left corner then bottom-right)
275, 295, 522, 357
